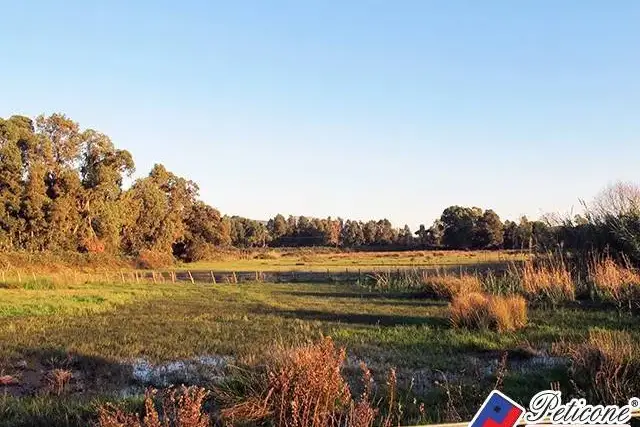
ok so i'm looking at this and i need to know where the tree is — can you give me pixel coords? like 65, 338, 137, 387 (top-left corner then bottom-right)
397, 224, 413, 247
122, 164, 198, 255
0, 117, 29, 249
267, 214, 288, 243
440, 206, 482, 249
474, 209, 504, 249
177, 201, 231, 260
340, 220, 364, 247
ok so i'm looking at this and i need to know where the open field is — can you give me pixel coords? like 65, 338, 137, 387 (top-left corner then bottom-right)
181, 249, 530, 272
0, 275, 638, 426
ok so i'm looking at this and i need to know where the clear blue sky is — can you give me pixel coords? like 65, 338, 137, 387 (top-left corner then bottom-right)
2, 1, 639, 229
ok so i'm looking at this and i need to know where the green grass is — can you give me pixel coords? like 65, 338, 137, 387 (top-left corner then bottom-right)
0, 279, 638, 426
182, 249, 529, 272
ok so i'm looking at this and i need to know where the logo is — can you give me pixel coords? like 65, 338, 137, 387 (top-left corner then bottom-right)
469, 390, 525, 427
469, 390, 640, 427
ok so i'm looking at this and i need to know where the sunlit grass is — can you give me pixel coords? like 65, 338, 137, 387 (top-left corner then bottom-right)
182, 249, 530, 272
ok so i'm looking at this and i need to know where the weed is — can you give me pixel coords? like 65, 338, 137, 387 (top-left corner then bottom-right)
44, 369, 73, 396
98, 386, 209, 427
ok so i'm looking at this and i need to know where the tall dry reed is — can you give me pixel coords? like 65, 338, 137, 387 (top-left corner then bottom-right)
520, 259, 574, 305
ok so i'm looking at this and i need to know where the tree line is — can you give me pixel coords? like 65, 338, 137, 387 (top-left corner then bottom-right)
1, 114, 636, 262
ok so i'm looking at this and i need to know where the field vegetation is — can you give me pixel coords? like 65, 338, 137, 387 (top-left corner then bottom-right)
0, 257, 639, 426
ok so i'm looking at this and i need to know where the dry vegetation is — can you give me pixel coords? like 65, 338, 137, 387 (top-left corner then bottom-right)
100, 338, 404, 427
450, 293, 528, 332
589, 256, 640, 311
99, 386, 210, 427
559, 329, 640, 405
520, 259, 574, 306
420, 271, 483, 299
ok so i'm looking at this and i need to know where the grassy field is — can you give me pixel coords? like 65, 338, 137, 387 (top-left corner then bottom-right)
0, 276, 637, 426
182, 249, 529, 272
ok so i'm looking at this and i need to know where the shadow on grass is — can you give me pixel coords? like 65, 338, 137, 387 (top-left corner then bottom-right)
277, 289, 446, 302
6, 346, 133, 398
265, 307, 448, 327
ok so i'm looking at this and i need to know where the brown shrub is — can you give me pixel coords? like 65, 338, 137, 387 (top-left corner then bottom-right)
135, 250, 175, 270
222, 337, 351, 426
589, 257, 640, 311
559, 329, 640, 405
450, 292, 527, 332
421, 271, 482, 299
520, 259, 574, 305
98, 386, 209, 427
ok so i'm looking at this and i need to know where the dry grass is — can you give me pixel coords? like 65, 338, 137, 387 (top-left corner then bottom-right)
560, 329, 640, 404
589, 257, 640, 311
220, 337, 403, 427
520, 259, 574, 305
420, 271, 482, 299
450, 292, 527, 332
98, 386, 209, 427
44, 369, 73, 396
222, 336, 352, 426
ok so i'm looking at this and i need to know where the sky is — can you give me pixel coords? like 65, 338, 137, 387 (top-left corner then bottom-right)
1, 1, 640, 229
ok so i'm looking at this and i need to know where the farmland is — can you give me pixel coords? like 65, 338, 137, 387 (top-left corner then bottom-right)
1, 258, 639, 426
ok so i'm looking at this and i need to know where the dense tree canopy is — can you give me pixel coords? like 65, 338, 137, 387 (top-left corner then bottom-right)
2, 113, 629, 261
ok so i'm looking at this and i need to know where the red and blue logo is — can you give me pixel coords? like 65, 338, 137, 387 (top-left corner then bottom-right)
469, 390, 525, 427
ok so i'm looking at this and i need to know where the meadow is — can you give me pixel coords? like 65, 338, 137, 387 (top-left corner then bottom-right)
180, 249, 529, 272
1, 257, 639, 426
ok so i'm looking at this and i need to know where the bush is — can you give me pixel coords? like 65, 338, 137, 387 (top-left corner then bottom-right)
561, 329, 640, 405
135, 250, 175, 270
450, 292, 527, 332
221, 337, 352, 426
421, 271, 482, 299
520, 259, 574, 306
219, 337, 407, 427
99, 386, 209, 427
589, 257, 640, 312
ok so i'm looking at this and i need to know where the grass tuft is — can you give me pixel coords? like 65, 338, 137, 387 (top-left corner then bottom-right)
421, 271, 482, 299
450, 292, 527, 332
